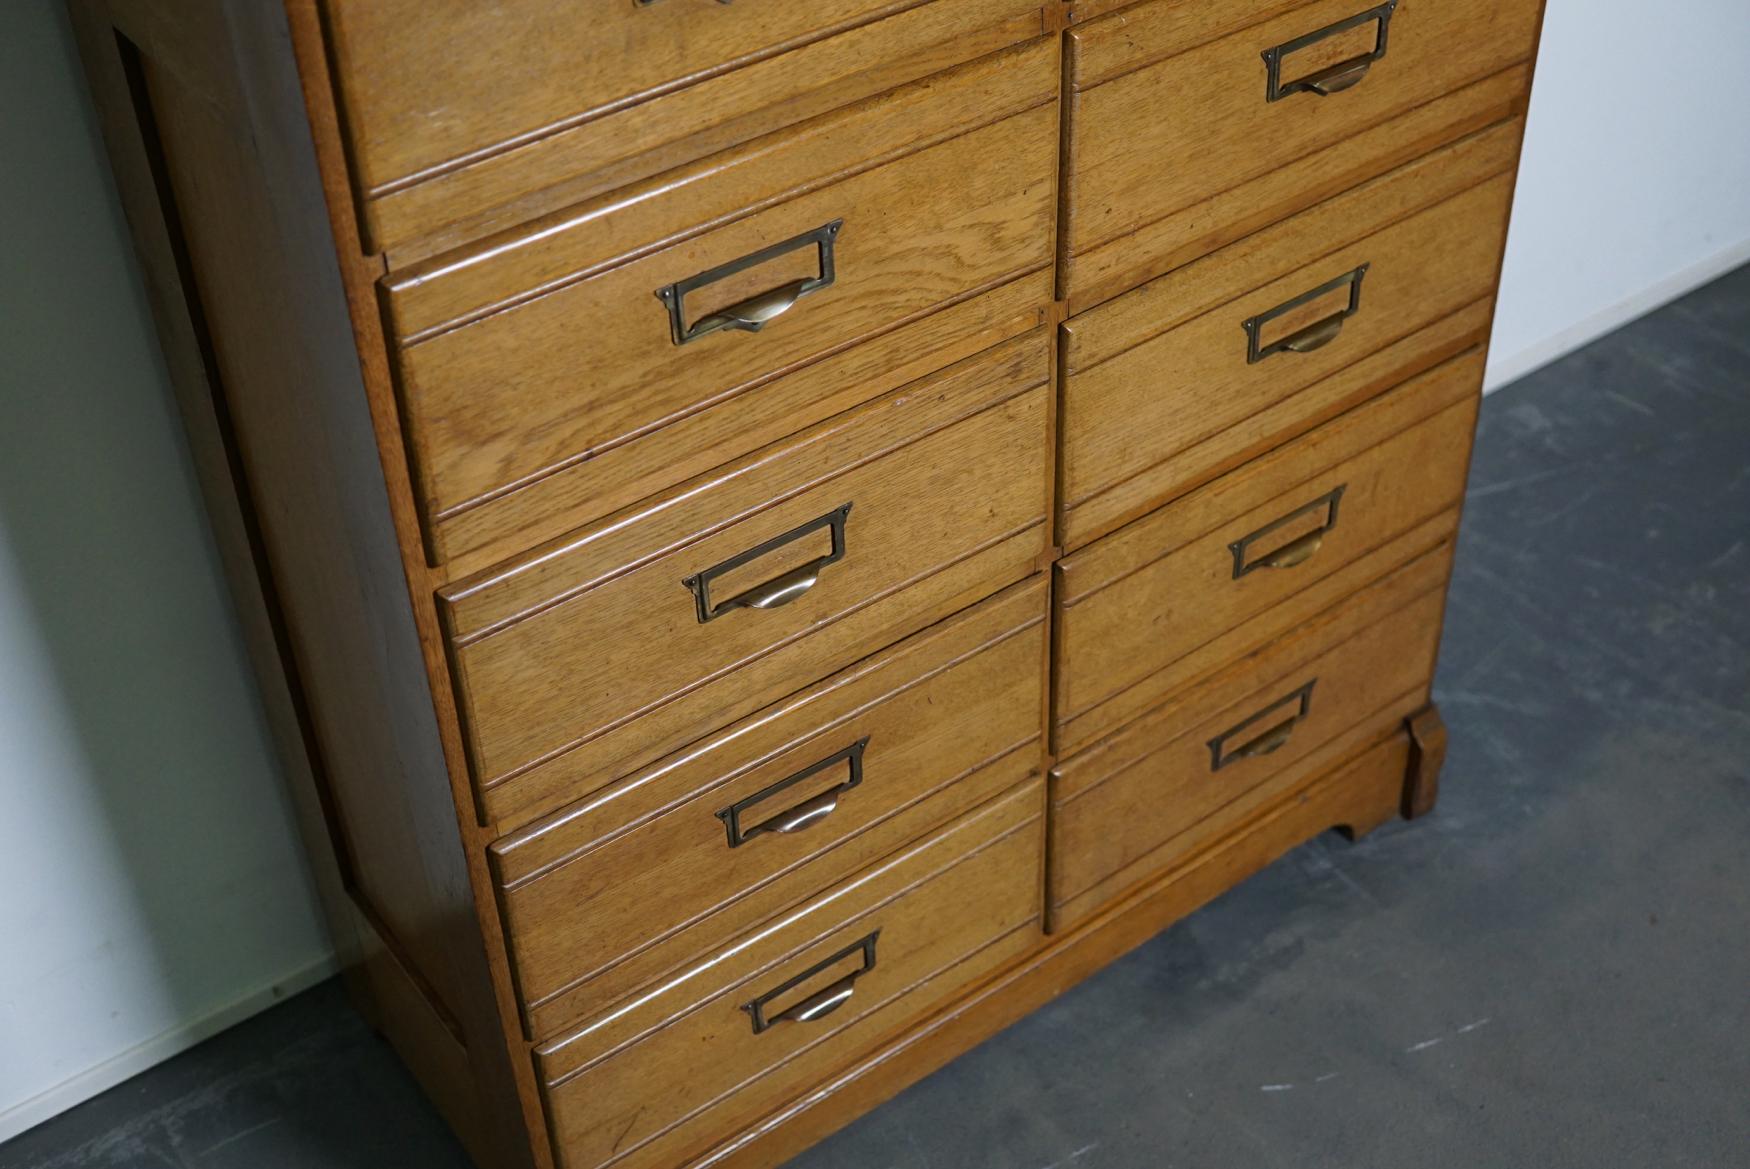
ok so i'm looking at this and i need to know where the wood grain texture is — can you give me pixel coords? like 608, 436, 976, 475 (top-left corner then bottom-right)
1061, 0, 1540, 306
320, 0, 1047, 255
351, 904, 486, 1150
440, 333, 1046, 642
1049, 562, 1449, 928
382, 41, 1058, 566
491, 579, 1046, 1040
1057, 120, 1519, 546
1063, 0, 1541, 256
1066, 0, 1318, 54
446, 336, 1050, 825
1054, 351, 1483, 755
1062, 301, 1493, 550
381, 41, 1057, 339
327, 0, 907, 190
1067, 63, 1531, 309
538, 779, 1045, 1169
441, 277, 1051, 577
682, 724, 1418, 1169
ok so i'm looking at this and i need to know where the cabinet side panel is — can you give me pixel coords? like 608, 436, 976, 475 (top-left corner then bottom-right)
67, 1, 544, 1165
137, 40, 471, 1063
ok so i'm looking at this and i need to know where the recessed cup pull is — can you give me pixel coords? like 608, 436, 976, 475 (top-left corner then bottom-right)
655, 219, 842, 346
743, 930, 879, 1035
1262, 1, 1399, 103
1242, 265, 1370, 365
1208, 680, 1317, 771
715, 738, 869, 848
683, 503, 852, 623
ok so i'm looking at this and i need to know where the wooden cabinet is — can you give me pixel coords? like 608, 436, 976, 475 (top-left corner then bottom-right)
68, 1, 1543, 1166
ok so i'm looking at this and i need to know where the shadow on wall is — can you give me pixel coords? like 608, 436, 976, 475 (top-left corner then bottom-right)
0, 0, 329, 1134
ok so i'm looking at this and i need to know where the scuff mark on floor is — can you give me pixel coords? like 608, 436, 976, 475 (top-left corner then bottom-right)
1038, 1141, 1101, 1169
1407, 1017, 1493, 1054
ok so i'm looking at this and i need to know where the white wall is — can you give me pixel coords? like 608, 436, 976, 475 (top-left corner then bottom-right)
1488, 0, 1750, 389
1, 0, 1747, 1145
0, 1, 331, 1141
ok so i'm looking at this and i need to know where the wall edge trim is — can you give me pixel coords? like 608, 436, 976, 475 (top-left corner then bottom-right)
1485, 234, 1750, 393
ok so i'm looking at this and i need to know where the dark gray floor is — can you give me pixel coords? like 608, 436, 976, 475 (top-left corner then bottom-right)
6, 268, 1747, 1169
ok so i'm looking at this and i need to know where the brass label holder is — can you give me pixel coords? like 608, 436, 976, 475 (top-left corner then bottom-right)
656, 219, 843, 346
716, 738, 870, 848
1243, 264, 1370, 364
1262, 1, 1399, 102
1228, 485, 1347, 579
1208, 680, 1318, 772
744, 930, 880, 1035
683, 502, 853, 623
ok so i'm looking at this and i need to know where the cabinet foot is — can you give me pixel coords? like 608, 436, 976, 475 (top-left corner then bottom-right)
1402, 703, 1448, 820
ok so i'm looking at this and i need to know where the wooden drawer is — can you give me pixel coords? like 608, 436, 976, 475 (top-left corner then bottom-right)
1059, 120, 1520, 547
536, 778, 1044, 1169
490, 578, 1046, 1039
1053, 350, 1481, 757
1049, 550, 1448, 930
384, 42, 1058, 569
443, 334, 1050, 828
1061, 0, 1541, 303
323, 0, 1047, 254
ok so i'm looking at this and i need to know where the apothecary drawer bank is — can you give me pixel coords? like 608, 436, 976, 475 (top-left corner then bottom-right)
70, 1, 1544, 1166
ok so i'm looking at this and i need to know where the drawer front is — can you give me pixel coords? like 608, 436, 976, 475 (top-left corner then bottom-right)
325, 0, 1045, 253
1054, 351, 1480, 755
537, 779, 1043, 1169
443, 335, 1050, 824
1049, 553, 1449, 930
1043, 626, 1428, 938
491, 578, 1046, 1039
1062, 0, 1541, 302
1059, 121, 1520, 546
386, 42, 1058, 567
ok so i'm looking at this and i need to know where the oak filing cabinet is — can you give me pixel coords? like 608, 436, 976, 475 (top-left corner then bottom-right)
69, 1, 1546, 1165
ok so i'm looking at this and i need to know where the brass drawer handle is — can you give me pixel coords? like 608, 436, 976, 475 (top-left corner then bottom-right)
683, 503, 851, 623
1281, 315, 1344, 354
1233, 718, 1297, 759
716, 738, 869, 848
1262, 1, 1398, 103
656, 219, 842, 346
1306, 58, 1374, 95
744, 931, 879, 1035
1229, 485, 1346, 579
1259, 528, 1325, 569
1242, 265, 1369, 364
1208, 680, 1317, 771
